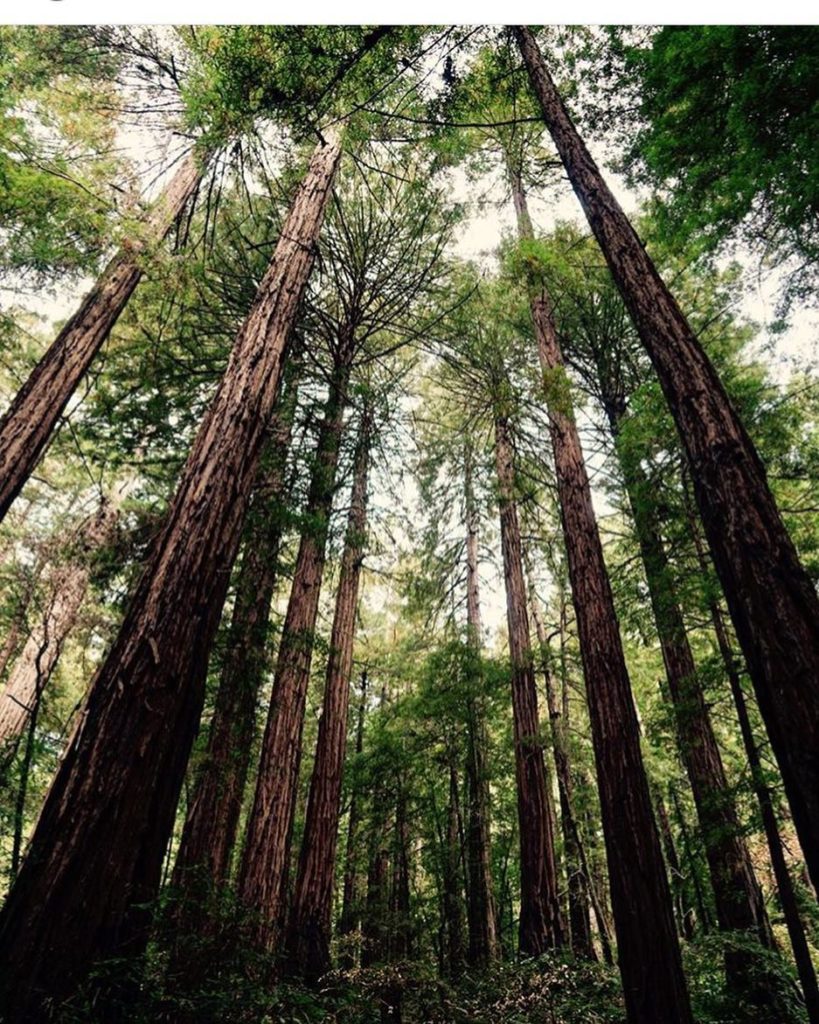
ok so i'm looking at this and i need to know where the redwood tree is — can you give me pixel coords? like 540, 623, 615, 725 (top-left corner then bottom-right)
0, 132, 341, 1019
514, 25, 819, 891
285, 403, 373, 980
170, 381, 298, 923
493, 404, 565, 956
0, 149, 205, 523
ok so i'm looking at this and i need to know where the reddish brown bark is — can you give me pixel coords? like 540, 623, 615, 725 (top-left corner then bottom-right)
514, 25, 819, 892
526, 570, 595, 960
285, 407, 371, 980
521, 263, 690, 1004
508, 166, 689, 1019
0, 134, 341, 1019
691, 521, 819, 1023
462, 445, 499, 966
238, 339, 354, 951
605, 404, 774, 960
171, 392, 297, 916
493, 410, 564, 956
0, 151, 204, 524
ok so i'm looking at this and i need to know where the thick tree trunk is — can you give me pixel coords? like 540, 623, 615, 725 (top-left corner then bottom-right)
493, 410, 565, 955
0, 134, 341, 1020
514, 25, 819, 891
284, 407, 371, 981
462, 445, 499, 966
0, 150, 205, 524
526, 568, 595, 960
0, 498, 119, 755
604, 402, 774, 962
508, 169, 689, 1019
238, 340, 353, 952
692, 521, 819, 1023
170, 389, 297, 922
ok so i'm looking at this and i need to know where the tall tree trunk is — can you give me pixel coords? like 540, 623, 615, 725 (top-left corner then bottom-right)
603, 401, 774, 964
170, 387, 298, 924
526, 565, 595, 960
492, 409, 564, 955
238, 337, 353, 952
514, 25, 819, 891
285, 406, 372, 981
0, 133, 341, 1020
0, 150, 205, 523
0, 497, 120, 755
508, 168, 689, 1020
462, 444, 499, 966
338, 668, 368, 960
690, 517, 819, 1023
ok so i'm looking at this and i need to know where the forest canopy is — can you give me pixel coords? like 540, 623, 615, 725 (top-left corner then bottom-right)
0, 23, 818, 1024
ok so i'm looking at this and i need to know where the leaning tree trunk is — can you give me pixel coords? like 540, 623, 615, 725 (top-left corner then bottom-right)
604, 401, 775, 970
508, 170, 690, 1021
0, 133, 341, 1021
170, 385, 298, 924
285, 406, 372, 981
0, 496, 120, 756
514, 25, 819, 892
493, 409, 565, 956
0, 149, 205, 524
525, 564, 595, 960
462, 444, 500, 966
689, 514, 819, 1023
238, 340, 354, 952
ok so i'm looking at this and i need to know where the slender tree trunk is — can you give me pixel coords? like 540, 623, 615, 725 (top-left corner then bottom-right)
170, 388, 297, 925
526, 567, 595, 959
604, 401, 775, 964
691, 520, 819, 1023
338, 668, 368, 960
670, 783, 714, 933
285, 407, 371, 981
493, 409, 565, 955
0, 498, 119, 755
514, 25, 819, 891
463, 445, 499, 966
0, 150, 205, 523
442, 757, 466, 978
0, 134, 341, 1020
556, 596, 615, 966
508, 169, 689, 1020
238, 339, 353, 951
362, 837, 389, 969
653, 787, 697, 941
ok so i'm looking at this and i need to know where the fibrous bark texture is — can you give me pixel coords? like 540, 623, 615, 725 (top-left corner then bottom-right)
171, 391, 297, 913
238, 338, 353, 951
493, 411, 564, 956
0, 133, 341, 1019
508, 161, 690, 1021
514, 24, 819, 892
605, 403, 773, 957
0, 150, 204, 524
285, 407, 371, 981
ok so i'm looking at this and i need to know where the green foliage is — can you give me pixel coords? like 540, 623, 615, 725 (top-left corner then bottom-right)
619, 26, 819, 310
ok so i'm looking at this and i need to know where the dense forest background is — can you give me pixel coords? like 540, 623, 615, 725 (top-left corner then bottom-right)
0, 23, 818, 1024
